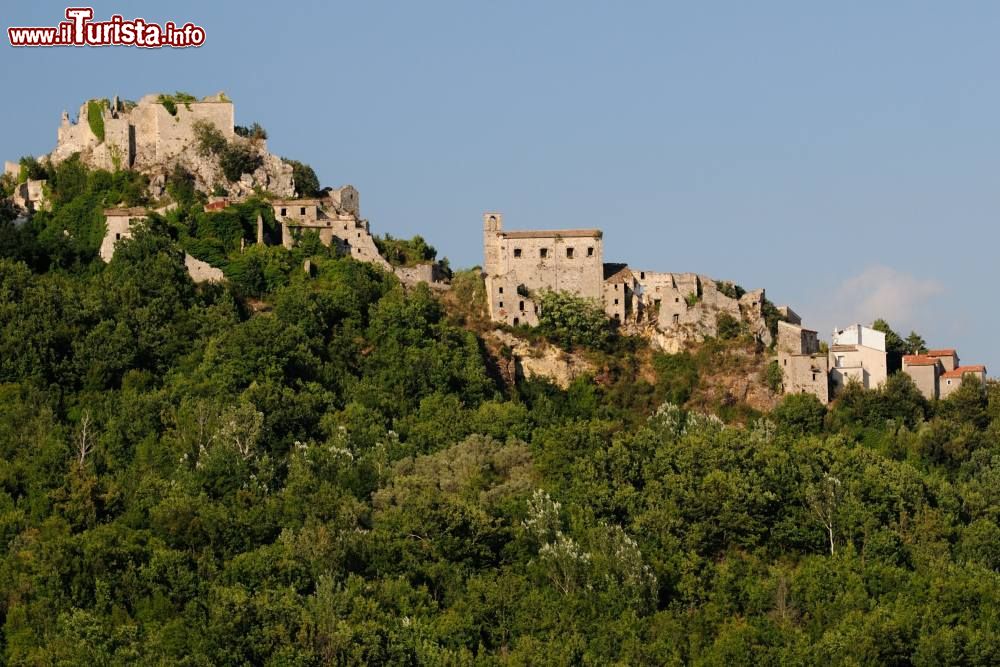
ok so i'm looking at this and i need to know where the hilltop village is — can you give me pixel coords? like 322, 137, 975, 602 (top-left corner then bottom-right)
4, 92, 987, 402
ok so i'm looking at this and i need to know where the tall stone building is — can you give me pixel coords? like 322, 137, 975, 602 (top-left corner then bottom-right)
483, 213, 604, 326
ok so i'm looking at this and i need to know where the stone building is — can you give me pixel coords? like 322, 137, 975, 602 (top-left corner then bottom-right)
776, 321, 830, 403
483, 213, 604, 326
481, 212, 775, 343
829, 324, 888, 396
271, 187, 391, 271
100, 207, 148, 262
903, 349, 987, 400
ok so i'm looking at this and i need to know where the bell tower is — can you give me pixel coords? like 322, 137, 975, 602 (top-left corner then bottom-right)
483, 212, 503, 275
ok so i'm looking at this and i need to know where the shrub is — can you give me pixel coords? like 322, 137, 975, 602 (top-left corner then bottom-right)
86, 99, 106, 142
374, 234, 437, 267
716, 313, 742, 340
652, 351, 699, 405
764, 359, 783, 392
536, 290, 614, 351
235, 123, 268, 141
219, 144, 263, 182
193, 121, 228, 157
715, 280, 746, 300
283, 159, 321, 198
772, 392, 826, 435
684, 292, 699, 308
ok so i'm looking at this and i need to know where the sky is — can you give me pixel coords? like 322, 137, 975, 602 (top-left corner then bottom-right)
3, 1, 1000, 371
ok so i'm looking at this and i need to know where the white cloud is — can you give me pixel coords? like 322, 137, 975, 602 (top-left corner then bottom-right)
813, 265, 945, 336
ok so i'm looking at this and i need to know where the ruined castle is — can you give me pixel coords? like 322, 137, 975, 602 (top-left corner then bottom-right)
41, 93, 293, 199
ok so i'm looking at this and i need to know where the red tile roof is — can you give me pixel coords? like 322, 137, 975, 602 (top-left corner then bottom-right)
903, 354, 939, 367
926, 349, 957, 357
941, 365, 986, 379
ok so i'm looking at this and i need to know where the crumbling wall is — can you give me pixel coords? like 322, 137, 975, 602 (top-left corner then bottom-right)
184, 253, 225, 283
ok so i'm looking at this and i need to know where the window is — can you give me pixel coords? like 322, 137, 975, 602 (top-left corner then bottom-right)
499, 301, 504, 308
566, 247, 575, 259
640, 271, 645, 279
812, 373, 817, 381
672, 313, 679, 324
300, 207, 306, 215
540, 248, 548, 258
614, 284, 618, 291
587, 247, 594, 257
280, 208, 287, 216
514, 248, 522, 258
783, 359, 787, 366
115, 233, 121, 240
513, 317, 519, 325
675, 297, 679, 303
498, 286, 504, 294
519, 300, 524, 311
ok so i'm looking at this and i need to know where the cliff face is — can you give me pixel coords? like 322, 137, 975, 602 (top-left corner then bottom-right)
47, 93, 294, 200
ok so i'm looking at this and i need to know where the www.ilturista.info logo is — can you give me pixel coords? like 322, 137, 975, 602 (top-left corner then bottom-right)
8, 7, 205, 48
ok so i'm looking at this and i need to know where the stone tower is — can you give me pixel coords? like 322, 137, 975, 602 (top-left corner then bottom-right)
483, 212, 503, 275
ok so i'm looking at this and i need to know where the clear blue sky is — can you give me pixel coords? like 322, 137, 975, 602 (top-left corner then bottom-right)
3, 1, 999, 371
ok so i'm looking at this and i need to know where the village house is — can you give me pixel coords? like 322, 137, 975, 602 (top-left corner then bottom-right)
902, 349, 987, 400
829, 323, 888, 396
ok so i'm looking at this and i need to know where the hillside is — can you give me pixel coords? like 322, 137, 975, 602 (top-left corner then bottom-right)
0, 115, 997, 665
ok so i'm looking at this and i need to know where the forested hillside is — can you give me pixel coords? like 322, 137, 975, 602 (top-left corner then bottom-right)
0, 162, 997, 665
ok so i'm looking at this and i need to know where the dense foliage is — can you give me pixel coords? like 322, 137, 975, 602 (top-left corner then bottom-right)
283, 159, 321, 198
0, 166, 996, 664
374, 234, 438, 268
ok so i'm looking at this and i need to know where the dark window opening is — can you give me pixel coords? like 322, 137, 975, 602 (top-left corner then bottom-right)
300, 207, 306, 215
640, 271, 645, 279
498, 287, 504, 294
672, 313, 679, 324
587, 247, 594, 257
519, 300, 525, 311
540, 248, 548, 258
499, 301, 504, 308
514, 248, 522, 258
280, 208, 287, 216
115, 233, 121, 240
566, 247, 575, 258
614, 298, 619, 305
513, 317, 520, 325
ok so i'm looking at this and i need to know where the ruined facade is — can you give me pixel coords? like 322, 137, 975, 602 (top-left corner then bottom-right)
776, 321, 830, 404
99, 207, 148, 262
481, 212, 775, 346
272, 188, 391, 271
483, 213, 604, 326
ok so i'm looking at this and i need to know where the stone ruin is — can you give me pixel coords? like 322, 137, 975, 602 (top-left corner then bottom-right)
482, 212, 789, 352
46, 92, 293, 200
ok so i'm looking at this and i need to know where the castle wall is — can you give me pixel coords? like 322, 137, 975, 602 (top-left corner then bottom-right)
100, 210, 147, 262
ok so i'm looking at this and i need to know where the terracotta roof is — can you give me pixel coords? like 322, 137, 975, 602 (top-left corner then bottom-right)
926, 349, 957, 357
500, 229, 602, 240
903, 354, 939, 367
103, 207, 148, 216
203, 200, 229, 211
941, 365, 986, 379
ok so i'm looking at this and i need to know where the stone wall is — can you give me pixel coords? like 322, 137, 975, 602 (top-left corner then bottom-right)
99, 208, 147, 262
184, 253, 225, 283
